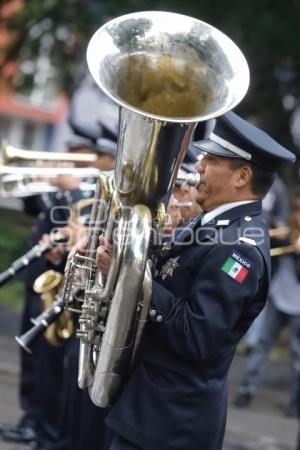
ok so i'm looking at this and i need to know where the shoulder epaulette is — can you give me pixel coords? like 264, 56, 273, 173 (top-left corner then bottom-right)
239, 237, 257, 246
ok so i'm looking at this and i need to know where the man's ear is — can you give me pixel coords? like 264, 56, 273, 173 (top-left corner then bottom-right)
235, 165, 252, 188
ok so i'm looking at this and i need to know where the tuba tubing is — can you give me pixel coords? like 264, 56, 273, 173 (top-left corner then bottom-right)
89, 205, 152, 406
177, 172, 201, 188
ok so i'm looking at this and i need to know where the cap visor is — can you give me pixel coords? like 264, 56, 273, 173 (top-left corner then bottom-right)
192, 139, 239, 158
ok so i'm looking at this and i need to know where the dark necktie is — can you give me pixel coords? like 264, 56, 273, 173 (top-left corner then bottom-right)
173, 211, 205, 243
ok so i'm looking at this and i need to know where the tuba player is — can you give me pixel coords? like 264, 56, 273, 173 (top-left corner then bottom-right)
96, 112, 295, 450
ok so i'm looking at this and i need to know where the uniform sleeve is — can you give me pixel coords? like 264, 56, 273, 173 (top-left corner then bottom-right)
150, 243, 267, 362
51, 189, 83, 223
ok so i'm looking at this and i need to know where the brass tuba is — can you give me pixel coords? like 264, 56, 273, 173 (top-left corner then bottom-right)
63, 11, 250, 407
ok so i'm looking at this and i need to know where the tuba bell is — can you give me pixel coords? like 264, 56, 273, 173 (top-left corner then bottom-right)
63, 11, 250, 407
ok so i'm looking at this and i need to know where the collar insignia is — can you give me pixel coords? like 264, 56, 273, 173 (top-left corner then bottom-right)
216, 219, 230, 226
160, 256, 180, 280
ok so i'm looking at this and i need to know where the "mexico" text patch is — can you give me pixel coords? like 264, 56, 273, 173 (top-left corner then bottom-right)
221, 251, 252, 283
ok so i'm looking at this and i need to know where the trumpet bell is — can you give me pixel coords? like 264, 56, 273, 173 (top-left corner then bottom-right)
87, 11, 250, 123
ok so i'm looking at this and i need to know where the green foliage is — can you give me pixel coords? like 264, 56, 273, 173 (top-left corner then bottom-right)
0, 280, 25, 310
0, 209, 32, 310
3, 0, 300, 93
1, 0, 108, 94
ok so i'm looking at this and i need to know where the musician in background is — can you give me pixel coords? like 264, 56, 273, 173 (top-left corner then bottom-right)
64, 136, 116, 172
0, 136, 116, 450
235, 186, 300, 417
239, 174, 289, 354
47, 139, 117, 450
95, 112, 295, 450
0, 207, 68, 450
164, 195, 183, 235
263, 174, 290, 274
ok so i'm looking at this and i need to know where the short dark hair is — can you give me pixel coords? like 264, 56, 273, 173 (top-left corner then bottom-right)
228, 158, 275, 197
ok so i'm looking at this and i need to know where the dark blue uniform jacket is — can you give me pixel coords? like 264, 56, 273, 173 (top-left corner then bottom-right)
106, 201, 270, 450
18, 189, 86, 285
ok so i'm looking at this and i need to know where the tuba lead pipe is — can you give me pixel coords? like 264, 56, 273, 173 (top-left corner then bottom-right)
176, 172, 201, 188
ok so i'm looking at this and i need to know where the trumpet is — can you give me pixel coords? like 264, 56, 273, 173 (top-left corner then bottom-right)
0, 170, 99, 198
269, 226, 290, 239
270, 244, 297, 257
269, 213, 300, 256
0, 140, 104, 198
0, 140, 98, 165
270, 233, 300, 256
0, 164, 195, 198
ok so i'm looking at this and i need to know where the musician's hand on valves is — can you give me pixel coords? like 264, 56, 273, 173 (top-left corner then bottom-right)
96, 236, 113, 276
65, 235, 89, 273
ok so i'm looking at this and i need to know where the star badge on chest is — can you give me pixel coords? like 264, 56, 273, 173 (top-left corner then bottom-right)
159, 256, 180, 280
162, 241, 172, 253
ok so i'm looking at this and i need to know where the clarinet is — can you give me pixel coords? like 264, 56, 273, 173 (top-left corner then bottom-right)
0, 233, 66, 287
15, 299, 65, 353
15, 287, 81, 353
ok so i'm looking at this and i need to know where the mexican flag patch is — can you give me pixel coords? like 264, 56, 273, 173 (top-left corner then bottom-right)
222, 251, 251, 283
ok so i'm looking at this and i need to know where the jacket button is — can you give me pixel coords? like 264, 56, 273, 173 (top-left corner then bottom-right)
149, 309, 157, 317
244, 216, 252, 222
156, 315, 163, 323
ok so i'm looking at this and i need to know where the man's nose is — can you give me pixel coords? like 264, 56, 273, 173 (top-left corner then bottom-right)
195, 154, 208, 173
195, 160, 205, 173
